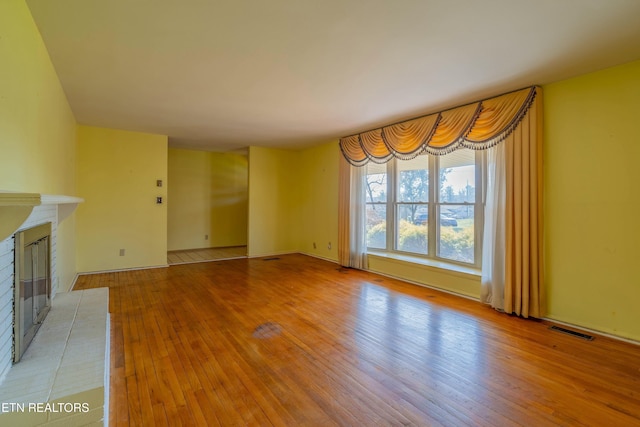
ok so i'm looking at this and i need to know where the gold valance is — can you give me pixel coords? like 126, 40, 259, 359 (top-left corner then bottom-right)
339, 86, 538, 166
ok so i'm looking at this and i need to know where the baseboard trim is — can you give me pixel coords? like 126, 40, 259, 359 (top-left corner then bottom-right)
298, 252, 339, 264
247, 251, 298, 259
77, 264, 169, 277
169, 256, 247, 266
168, 245, 247, 252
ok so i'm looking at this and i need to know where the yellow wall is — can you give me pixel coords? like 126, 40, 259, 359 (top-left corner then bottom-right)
76, 126, 168, 272
247, 146, 301, 257
543, 59, 640, 341
0, 0, 78, 291
167, 148, 248, 251
247, 142, 339, 260
296, 141, 340, 261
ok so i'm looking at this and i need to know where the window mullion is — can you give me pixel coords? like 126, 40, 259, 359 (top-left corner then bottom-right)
387, 159, 395, 251
428, 155, 437, 257
475, 150, 484, 269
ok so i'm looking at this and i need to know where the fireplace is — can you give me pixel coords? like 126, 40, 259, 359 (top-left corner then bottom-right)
13, 222, 52, 363
0, 194, 83, 383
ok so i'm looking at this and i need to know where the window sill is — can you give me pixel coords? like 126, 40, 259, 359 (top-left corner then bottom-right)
366, 250, 481, 278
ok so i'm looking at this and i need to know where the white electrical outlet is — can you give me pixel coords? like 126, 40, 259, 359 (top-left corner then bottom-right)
327, 242, 331, 250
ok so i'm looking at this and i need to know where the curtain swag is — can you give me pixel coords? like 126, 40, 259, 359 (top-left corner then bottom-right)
339, 86, 538, 166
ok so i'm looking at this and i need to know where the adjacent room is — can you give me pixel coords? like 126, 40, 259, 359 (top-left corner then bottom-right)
1, 0, 639, 425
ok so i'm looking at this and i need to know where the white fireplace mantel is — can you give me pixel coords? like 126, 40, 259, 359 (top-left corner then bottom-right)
0, 192, 84, 241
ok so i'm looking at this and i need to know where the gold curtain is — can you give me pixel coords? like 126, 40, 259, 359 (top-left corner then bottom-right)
338, 155, 351, 266
504, 91, 544, 318
359, 129, 393, 163
339, 135, 368, 166
383, 114, 439, 157
339, 86, 537, 165
465, 87, 534, 143
427, 103, 480, 152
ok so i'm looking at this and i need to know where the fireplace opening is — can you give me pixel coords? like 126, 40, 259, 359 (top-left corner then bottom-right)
13, 222, 52, 363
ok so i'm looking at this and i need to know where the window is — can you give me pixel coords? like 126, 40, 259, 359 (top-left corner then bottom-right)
365, 149, 482, 267
365, 162, 387, 249
396, 156, 428, 255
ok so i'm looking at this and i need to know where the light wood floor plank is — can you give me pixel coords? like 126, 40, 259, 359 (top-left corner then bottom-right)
167, 246, 247, 265
74, 254, 640, 426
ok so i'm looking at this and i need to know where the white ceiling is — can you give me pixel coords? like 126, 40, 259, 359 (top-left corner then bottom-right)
27, 0, 640, 152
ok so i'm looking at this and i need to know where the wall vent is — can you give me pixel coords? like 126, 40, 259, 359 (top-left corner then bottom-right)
549, 325, 594, 341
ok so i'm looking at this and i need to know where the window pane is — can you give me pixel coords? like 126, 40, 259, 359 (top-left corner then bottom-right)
396, 204, 428, 254
366, 204, 386, 249
366, 162, 387, 203
398, 155, 428, 202
365, 162, 387, 249
438, 205, 474, 263
439, 149, 475, 203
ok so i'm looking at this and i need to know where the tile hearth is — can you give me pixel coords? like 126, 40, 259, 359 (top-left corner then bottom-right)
0, 288, 109, 426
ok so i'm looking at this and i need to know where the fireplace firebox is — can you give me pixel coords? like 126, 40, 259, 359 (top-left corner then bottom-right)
13, 222, 51, 363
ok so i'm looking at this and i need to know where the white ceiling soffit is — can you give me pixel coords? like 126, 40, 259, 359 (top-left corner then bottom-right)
27, 0, 640, 151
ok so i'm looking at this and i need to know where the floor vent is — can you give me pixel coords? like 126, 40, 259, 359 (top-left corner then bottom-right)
337, 267, 350, 273
549, 325, 594, 341
263, 257, 280, 261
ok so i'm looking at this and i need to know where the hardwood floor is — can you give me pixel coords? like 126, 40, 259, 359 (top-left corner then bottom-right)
74, 254, 640, 426
167, 246, 247, 265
